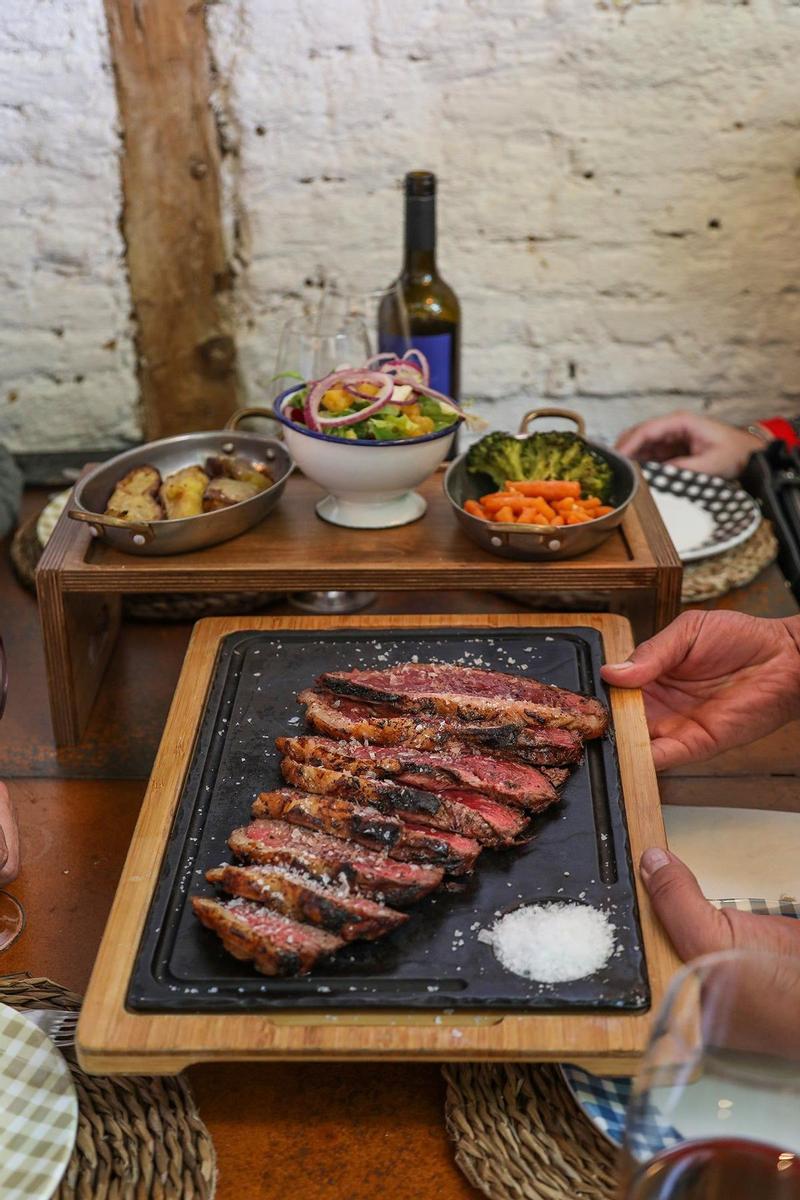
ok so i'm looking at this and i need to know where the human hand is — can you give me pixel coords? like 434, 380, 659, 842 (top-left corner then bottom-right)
641, 847, 800, 1058
640, 847, 800, 962
601, 610, 800, 770
615, 411, 763, 478
0, 783, 19, 886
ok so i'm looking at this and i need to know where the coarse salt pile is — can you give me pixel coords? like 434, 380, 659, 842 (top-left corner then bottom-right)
479, 902, 616, 983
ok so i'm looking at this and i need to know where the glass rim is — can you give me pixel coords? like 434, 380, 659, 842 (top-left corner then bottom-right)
278, 313, 370, 340
0, 890, 25, 953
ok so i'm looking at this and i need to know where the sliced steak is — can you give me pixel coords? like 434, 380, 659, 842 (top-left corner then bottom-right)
541, 766, 571, 790
254, 788, 402, 851
192, 896, 343, 976
206, 863, 407, 941
279, 756, 519, 845
299, 688, 583, 765
437, 789, 531, 843
278, 737, 558, 812
252, 790, 481, 874
320, 662, 608, 739
229, 820, 444, 906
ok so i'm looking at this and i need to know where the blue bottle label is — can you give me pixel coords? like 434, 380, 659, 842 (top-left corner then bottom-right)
379, 332, 453, 398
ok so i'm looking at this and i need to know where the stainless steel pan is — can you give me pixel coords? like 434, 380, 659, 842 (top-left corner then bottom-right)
444, 408, 637, 561
68, 426, 293, 556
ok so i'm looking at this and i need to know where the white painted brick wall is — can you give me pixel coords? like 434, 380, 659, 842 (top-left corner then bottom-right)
0, 0, 138, 452
3, 1, 800, 452
209, 0, 800, 444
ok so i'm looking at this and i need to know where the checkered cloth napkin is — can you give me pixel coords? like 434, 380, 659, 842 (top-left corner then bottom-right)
0, 1002, 77, 1198
562, 898, 800, 1148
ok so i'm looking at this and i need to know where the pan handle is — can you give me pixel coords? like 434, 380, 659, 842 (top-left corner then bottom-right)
67, 508, 156, 544
225, 407, 281, 431
518, 408, 586, 436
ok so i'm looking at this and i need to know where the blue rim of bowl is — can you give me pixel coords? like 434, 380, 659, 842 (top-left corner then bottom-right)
273, 384, 463, 448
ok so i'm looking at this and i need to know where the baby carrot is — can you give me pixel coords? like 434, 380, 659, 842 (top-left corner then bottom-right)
595, 505, 614, 516
551, 515, 565, 526
495, 505, 516, 523
504, 480, 581, 500
464, 499, 485, 518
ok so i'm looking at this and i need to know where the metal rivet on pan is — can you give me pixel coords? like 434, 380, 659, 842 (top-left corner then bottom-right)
222, 441, 235, 453
266, 449, 275, 459
132, 534, 146, 546
490, 536, 502, 547
548, 539, 561, 551
88, 525, 98, 538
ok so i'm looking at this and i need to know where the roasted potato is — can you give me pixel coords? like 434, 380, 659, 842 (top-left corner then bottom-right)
202, 477, 260, 512
105, 465, 164, 523
160, 466, 210, 519
205, 454, 272, 491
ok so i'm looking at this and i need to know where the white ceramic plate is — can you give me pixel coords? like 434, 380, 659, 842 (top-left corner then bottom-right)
0, 1002, 77, 1200
642, 462, 760, 562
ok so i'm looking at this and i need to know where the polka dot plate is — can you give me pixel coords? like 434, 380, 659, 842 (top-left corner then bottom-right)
642, 462, 761, 562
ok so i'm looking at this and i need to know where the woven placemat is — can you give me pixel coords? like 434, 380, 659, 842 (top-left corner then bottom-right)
443, 1062, 617, 1200
0, 973, 216, 1199
9, 508, 280, 621
681, 517, 777, 603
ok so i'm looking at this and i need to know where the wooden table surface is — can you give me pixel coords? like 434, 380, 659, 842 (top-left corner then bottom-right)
2, 489, 799, 1200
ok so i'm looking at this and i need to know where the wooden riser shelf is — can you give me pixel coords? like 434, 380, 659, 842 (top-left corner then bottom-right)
36, 471, 681, 744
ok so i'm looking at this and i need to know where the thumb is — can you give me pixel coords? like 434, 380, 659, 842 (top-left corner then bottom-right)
639, 848, 731, 961
601, 611, 702, 689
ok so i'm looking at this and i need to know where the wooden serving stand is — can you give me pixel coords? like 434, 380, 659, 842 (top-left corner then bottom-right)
77, 612, 679, 1076
37, 471, 681, 745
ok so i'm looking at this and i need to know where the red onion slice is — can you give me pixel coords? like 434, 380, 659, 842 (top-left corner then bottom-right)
304, 368, 394, 429
402, 348, 430, 384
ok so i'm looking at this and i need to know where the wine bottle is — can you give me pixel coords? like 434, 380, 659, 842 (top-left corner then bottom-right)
378, 171, 461, 408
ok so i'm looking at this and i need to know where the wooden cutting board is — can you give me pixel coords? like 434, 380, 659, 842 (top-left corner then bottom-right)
77, 612, 678, 1075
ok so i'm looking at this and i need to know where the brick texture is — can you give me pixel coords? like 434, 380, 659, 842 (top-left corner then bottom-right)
209, 0, 800, 442
0, 1, 138, 452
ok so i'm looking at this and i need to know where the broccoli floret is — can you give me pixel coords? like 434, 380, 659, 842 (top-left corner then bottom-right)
520, 431, 613, 500
466, 432, 527, 489
467, 429, 614, 499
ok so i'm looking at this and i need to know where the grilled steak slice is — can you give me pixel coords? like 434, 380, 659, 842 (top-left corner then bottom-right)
192, 896, 343, 976
206, 863, 407, 941
278, 737, 558, 812
254, 787, 402, 850
253, 790, 481, 874
229, 820, 444, 906
280, 757, 518, 845
299, 688, 583, 765
541, 766, 570, 790
436, 789, 531, 843
320, 663, 608, 739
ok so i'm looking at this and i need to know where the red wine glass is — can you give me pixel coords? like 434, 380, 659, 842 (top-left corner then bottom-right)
619, 949, 800, 1199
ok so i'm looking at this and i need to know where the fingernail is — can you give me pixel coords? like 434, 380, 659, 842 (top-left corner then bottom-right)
640, 847, 671, 878
607, 660, 635, 670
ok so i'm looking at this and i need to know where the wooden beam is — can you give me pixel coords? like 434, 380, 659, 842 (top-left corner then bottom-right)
104, 0, 238, 439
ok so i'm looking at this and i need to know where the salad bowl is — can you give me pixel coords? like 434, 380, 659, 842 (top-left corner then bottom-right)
271, 384, 457, 528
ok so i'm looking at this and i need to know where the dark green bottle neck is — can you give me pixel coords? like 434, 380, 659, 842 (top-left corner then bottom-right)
403, 194, 437, 279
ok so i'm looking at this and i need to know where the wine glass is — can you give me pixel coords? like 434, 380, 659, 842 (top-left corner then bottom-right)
619, 949, 800, 1199
325, 281, 411, 359
273, 312, 377, 615
0, 635, 24, 953
270, 313, 371, 402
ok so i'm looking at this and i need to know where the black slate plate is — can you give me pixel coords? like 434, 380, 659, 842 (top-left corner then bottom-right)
127, 627, 649, 1013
